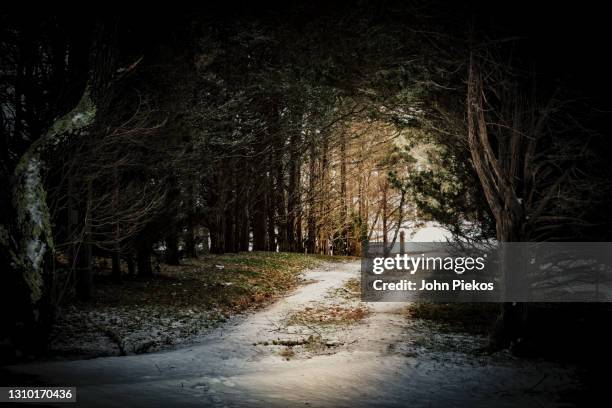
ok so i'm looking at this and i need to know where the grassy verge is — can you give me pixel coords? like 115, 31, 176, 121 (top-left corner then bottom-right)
406, 302, 500, 336
49, 252, 331, 358
104, 252, 323, 310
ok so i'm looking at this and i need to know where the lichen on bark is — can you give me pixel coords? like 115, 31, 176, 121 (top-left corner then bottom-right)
11, 88, 96, 304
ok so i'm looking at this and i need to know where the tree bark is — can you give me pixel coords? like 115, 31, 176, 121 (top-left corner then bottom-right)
318, 132, 329, 254
136, 241, 152, 277
238, 194, 250, 252
287, 129, 301, 252
184, 179, 197, 258
382, 179, 388, 251
339, 128, 348, 255
266, 162, 276, 252
165, 232, 180, 265
126, 254, 135, 276
467, 53, 527, 349
12, 89, 97, 315
111, 169, 122, 282
77, 183, 93, 300
306, 136, 317, 254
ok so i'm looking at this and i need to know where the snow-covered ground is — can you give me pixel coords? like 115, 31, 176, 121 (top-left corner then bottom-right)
6, 261, 580, 407
410, 221, 454, 242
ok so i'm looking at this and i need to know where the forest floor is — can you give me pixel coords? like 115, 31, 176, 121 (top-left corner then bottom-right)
48, 252, 341, 359
5, 259, 583, 407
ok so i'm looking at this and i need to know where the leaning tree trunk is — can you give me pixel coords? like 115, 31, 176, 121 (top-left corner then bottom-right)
10, 89, 97, 344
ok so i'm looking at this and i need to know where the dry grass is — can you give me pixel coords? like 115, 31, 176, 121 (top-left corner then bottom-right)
266, 335, 338, 360
51, 252, 324, 358
286, 305, 371, 326
88, 251, 323, 312
406, 302, 499, 336
327, 277, 361, 300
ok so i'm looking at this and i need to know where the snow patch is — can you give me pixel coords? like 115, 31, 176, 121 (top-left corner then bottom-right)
26, 238, 46, 274
71, 113, 87, 125
23, 158, 47, 273
24, 158, 44, 228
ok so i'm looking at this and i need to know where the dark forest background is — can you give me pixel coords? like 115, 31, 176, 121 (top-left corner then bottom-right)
1, 1, 612, 368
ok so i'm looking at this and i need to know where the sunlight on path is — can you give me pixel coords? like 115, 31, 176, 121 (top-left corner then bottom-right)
7, 260, 578, 407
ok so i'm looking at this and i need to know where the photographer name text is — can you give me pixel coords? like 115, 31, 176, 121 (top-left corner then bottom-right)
372, 279, 494, 291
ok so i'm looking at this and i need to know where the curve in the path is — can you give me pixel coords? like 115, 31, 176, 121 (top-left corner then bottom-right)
6, 261, 578, 408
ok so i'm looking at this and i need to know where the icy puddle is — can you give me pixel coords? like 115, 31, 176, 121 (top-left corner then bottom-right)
6, 261, 580, 407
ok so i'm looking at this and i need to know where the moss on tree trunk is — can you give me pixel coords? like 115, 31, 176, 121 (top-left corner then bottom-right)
10, 89, 96, 331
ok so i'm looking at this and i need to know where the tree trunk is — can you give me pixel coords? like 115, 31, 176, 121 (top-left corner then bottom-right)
306, 137, 317, 254
165, 232, 180, 265
136, 242, 152, 277
76, 215, 93, 301
111, 252, 122, 282
11, 90, 97, 324
239, 197, 250, 252
467, 53, 527, 349
126, 254, 135, 276
274, 149, 288, 252
111, 168, 122, 282
286, 125, 302, 252
266, 166, 276, 252
201, 228, 210, 254
251, 163, 267, 251
224, 204, 236, 253
382, 179, 388, 252
318, 132, 329, 254
183, 175, 198, 258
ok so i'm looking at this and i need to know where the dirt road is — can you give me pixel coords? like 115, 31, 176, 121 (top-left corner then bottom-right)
6, 261, 579, 407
